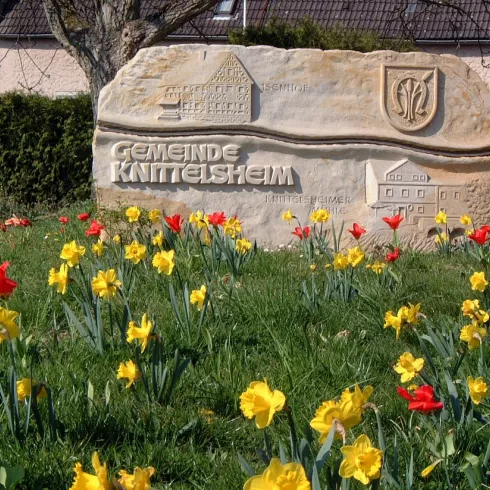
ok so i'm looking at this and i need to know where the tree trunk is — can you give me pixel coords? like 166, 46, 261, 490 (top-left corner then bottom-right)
42, 0, 221, 122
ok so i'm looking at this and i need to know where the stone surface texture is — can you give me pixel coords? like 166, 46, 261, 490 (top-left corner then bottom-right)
94, 44, 490, 248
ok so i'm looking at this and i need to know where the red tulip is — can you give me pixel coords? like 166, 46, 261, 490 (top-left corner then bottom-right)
59, 216, 69, 225
348, 223, 366, 240
78, 212, 90, 221
0, 262, 17, 298
481, 225, 490, 233
292, 226, 310, 240
397, 385, 443, 413
468, 228, 488, 246
207, 212, 226, 227
382, 214, 404, 230
19, 218, 32, 227
386, 247, 400, 262
165, 214, 182, 233
85, 219, 104, 237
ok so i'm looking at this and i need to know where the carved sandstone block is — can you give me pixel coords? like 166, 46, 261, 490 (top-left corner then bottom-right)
94, 45, 490, 248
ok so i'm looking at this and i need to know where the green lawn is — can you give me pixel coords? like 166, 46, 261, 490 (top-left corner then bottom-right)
0, 203, 488, 489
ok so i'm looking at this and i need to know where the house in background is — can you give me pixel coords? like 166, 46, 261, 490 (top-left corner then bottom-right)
0, 0, 489, 97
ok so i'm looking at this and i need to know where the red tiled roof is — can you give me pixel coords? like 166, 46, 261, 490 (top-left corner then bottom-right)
1, 0, 489, 42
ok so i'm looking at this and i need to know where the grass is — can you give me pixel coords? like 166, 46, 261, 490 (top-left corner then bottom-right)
0, 202, 488, 489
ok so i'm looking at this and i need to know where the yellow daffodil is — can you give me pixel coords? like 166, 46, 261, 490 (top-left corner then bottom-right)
236, 238, 252, 255
460, 214, 472, 226
460, 323, 487, 350
127, 314, 153, 353
339, 434, 383, 485
0, 307, 19, 343
421, 459, 443, 478
347, 246, 365, 267
310, 264, 317, 271
340, 384, 374, 413
124, 241, 147, 265
48, 263, 69, 295
224, 216, 242, 238
367, 261, 386, 274
333, 252, 349, 270
148, 209, 161, 224
118, 466, 156, 490
394, 352, 424, 383
60, 241, 86, 267
282, 209, 294, 224
470, 272, 488, 292
117, 360, 141, 389
91, 269, 122, 300
69, 452, 111, 490
384, 309, 404, 340
152, 231, 164, 247
310, 399, 362, 443
435, 232, 448, 245
189, 210, 209, 229
310, 209, 330, 224
468, 376, 488, 404
152, 250, 175, 275
113, 234, 121, 244
190, 285, 207, 311
405, 303, 421, 324
92, 239, 105, 258
462, 299, 481, 318
435, 211, 447, 224
17, 378, 47, 403
126, 206, 141, 223
240, 380, 286, 429
243, 458, 311, 490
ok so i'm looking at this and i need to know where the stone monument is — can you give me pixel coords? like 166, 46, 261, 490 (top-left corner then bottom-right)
93, 45, 490, 247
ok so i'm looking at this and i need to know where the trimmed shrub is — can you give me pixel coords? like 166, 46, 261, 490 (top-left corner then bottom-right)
0, 92, 93, 206
229, 17, 416, 52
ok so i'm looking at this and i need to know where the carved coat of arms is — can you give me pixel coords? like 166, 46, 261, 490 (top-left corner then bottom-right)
380, 65, 438, 132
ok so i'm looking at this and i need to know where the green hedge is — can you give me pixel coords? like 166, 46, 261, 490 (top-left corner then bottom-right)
0, 92, 93, 206
229, 17, 416, 52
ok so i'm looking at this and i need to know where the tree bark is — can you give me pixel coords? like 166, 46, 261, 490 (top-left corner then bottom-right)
42, 0, 221, 120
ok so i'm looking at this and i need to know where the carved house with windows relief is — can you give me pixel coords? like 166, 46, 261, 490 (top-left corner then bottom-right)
366, 159, 467, 229
159, 52, 253, 124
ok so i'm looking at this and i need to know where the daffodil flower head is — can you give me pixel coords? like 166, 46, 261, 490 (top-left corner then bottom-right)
347, 246, 365, 267
124, 241, 147, 265
60, 241, 86, 267
118, 466, 156, 490
394, 352, 424, 383
152, 250, 175, 275
239, 379, 286, 429
243, 458, 311, 490
468, 376, 488, 404
460, 323, 487, 350
69, 452, 112, 490
339, 434, 383, 485
282, 209, 294, 224
0, 307, 19, 343
236, 238, 252, 255
435, 210, 447, 224
126, 206, 141, 223
470, 271, 488, 292
148, 208, 162, 224
48, 263, 69, 295
91, 269, 122, 300
126, 313, 153, 353
117, 360, 141, 389
190, 285, 207, 311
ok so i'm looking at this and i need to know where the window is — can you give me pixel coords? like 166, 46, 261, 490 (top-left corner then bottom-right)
396, 174, 402, 180
418, 206, 424, 213
389, 174, 395, 181
401, 189, 409, 197
417, 189, 425, 198
454, 191, 461, 199
405, 1, 417, 14
440, 191, 447, 199
216, 0, 236, 14
420, 175, 426, 182
412, 175, 419, 181
385, 188, 393, 197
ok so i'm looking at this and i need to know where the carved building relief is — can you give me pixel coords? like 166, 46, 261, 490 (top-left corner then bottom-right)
159, 53, 253, 124
366, 159, 467, 230
380, 66, 438, 132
